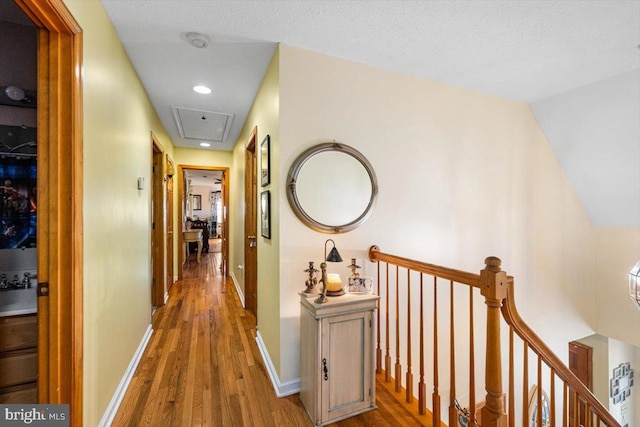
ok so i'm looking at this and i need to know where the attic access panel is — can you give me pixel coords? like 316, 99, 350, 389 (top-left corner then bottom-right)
171, 106, 234, 143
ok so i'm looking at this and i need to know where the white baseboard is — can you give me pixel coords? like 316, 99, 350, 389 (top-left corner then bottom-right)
173, 275, 178, 283
230, 271, 245, 307
98, 324, 153, 427
255, 330, 300, 397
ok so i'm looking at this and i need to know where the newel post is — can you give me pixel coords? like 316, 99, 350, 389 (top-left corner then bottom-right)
480, 257, 509, 427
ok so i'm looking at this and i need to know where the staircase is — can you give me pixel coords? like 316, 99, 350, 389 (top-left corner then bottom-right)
367, 245, 619, 427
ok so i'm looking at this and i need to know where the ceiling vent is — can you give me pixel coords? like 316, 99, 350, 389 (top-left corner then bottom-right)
171, 106, 234, 143
185, 32, 210, 49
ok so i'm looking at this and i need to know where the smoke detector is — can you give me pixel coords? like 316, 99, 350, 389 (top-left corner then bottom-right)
185, 32, 210, 49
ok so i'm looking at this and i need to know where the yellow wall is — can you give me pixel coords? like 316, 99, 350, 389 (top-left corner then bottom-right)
229, 48, 281, 373
173, 147, 232, 168
63, 1, 174, 425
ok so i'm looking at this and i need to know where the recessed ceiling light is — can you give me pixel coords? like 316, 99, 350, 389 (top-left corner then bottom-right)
193, 85, 211, 94
200, 142, 211, 147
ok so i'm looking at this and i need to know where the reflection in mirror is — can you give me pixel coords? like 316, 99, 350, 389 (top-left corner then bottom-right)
287, 142, 377, 233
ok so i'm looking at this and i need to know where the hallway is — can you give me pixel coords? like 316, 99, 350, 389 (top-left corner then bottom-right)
112, 252, 423, 426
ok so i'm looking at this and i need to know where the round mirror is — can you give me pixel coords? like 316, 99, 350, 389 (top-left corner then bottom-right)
287, 142, 378, 233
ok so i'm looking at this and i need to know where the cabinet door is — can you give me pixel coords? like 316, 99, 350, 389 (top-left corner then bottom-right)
320, 310, 373, 422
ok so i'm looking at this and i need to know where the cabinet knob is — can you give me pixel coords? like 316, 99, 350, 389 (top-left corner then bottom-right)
322, 358, 328, 381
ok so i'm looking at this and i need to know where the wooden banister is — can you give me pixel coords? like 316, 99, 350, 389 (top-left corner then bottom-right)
479, 257, 508, 427
501, 283, 620, 427
368, 245, 482, 287
367, 245, 620, 427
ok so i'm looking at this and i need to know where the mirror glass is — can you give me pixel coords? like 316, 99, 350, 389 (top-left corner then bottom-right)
287, 143, 377, 233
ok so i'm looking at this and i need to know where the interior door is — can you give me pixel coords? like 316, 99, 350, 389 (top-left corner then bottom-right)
569, 341, 593, 426
151, 140, 164, 309
244, 128, 258, 317
166, 156, 174, 291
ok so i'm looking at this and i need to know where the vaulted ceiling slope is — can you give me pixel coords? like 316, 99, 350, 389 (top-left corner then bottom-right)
100, 1, 640, 227
531, 70, 639, 228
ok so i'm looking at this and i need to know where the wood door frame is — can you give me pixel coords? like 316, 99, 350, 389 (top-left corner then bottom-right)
151, 136, 165, 309
16, 0, 83, 424
177, 165, 230, 281
244, 127, 258, 317
166, 155, 175, 292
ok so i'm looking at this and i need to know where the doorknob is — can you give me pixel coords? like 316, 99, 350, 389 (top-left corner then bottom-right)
248, 235, 256, 239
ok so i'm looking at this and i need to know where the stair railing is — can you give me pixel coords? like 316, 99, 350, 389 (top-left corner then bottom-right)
368, 245, 620, 427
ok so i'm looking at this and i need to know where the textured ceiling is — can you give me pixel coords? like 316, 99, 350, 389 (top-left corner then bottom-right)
101, 0, 640, 149
99, 1, 640, 227
185, 169, 223, 188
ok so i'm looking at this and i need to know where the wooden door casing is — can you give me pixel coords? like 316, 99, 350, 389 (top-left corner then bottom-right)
244, 127, 258, 317
16, 0, 84, 424
177, 165, 229, 280
166, 156, 174, 291
151, 139, 164, 308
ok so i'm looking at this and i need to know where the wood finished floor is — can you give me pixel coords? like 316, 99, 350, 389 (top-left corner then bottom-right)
112, 251, 427, 426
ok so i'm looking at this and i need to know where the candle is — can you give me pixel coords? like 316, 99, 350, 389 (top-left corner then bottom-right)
326, 273, 342, 292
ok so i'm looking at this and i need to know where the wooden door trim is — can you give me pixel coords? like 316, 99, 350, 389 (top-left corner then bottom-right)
166, 155, 175, 291
151, 136, 165, 308
16, 0, 83, 424
244, 126, 258, 317
177, 164, 230, 281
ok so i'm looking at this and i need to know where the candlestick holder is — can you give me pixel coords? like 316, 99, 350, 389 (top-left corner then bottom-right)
303, 261, 319, 294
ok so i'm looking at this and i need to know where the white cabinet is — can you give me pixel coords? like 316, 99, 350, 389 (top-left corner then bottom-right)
299, 293, 379, 426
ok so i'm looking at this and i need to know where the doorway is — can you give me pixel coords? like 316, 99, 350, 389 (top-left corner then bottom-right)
177, 165, 229, 280
0, 2, 38, 404
14, 0, 83, 423
244, 127, 258, 317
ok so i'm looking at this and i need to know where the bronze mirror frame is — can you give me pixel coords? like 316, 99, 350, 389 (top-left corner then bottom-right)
286, 142, 378, 233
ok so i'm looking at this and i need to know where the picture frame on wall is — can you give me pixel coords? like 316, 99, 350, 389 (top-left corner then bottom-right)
193, 194, 202, 210
261, 190, 271, 239
261, 135, 270, 187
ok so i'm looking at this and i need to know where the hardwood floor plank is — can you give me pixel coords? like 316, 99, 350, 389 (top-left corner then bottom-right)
113, 251, 428, 426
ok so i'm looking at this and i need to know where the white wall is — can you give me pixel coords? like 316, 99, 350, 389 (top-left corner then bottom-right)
189, 184, 220, 219
608, 338, 640, 426
275, 45, 597, 387
594, 227, 640, 348
530, 70, 640, 228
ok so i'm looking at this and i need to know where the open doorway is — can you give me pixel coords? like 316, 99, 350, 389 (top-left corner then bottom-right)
7, 0, 84, 422
0, 2, 39, 404
177, 165, 229, 280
